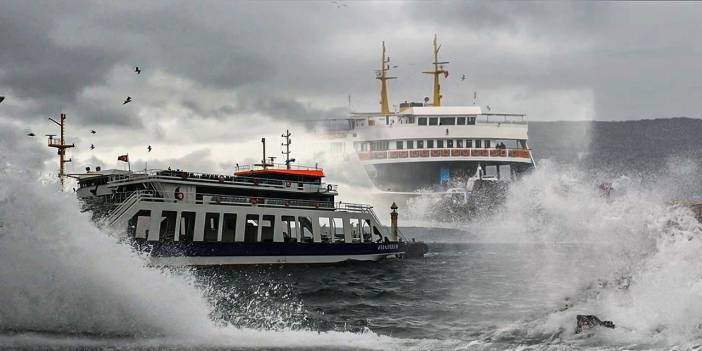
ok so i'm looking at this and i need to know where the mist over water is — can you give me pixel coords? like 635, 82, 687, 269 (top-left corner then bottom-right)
3, 122, 702, 349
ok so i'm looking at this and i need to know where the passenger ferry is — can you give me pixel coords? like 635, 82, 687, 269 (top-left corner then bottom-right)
310, 36, 536, 202
69, 136, 406, 266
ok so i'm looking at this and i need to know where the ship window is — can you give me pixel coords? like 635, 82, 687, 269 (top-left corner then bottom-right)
130, 210, 151, 239
427, 140, 434, 148
261, 215, 275, 242
370, 141, 389, 151
457, 117, 466, 125
179, 211, 196, 242
437, 140, 444, 148
417, 140, 424, 149
244, 214, 259, 243
159, 211, 177, 242
396, 141, 404, 150
332, 218, 345, 243
466, 139, 473, 148
429, 118, 438, 126
373, 226, 384, 242
318, 217, 332, 243
485, 140, 491, 148
298, 216, 314, 243
282, 216, 298, 242
349, 218, 362, 243
447, 140, 454, 148
457, 139, 463, 148
204, 212, 220, 242
406, 140, 414, 149
362, 220, 373, 242
475, 139, 481, 148
440, 117, 455, 125
222, 213, 237, 242
418, 117, 427, 126
467, 116, 476, 125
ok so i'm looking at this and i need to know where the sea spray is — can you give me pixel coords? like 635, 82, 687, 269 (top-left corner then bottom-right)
0, 124, 427, 350
472, 160, 702, 347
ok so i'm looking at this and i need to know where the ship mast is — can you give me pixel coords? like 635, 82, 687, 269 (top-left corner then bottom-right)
281, 129, 295, 169
47, 113, 75, 191
377, 41, 396, 114
422, 34, 449, 107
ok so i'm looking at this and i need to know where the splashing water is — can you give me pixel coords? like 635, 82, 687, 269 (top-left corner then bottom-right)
467, 160, 702, 348
0, 126, 445, 350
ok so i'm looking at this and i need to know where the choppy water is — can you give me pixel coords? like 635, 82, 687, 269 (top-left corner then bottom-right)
3, 129, 702, 349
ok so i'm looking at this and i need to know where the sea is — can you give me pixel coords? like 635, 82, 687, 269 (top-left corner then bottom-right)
3, 124, 702, 350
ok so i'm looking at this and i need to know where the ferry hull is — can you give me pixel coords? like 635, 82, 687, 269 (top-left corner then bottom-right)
137, 241, 403, 266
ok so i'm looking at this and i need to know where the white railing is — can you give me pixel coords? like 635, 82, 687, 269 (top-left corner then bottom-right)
106, 170, 338, 194
105, 190, 372, 213
106, 190, 155, 224
357, 148, 532, 161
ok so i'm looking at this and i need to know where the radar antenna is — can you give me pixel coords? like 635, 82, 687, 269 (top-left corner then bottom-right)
281, 129, 296, 169
47, 113, 75, 191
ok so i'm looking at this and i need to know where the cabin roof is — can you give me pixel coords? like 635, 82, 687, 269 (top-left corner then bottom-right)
234, 168, 325, 178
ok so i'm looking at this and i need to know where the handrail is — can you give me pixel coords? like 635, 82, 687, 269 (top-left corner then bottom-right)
235, 162, 321, 172
103, 190, 374, 214
106, 190, 155, 224
106, 172, 339, 193
358, 147, 532, 161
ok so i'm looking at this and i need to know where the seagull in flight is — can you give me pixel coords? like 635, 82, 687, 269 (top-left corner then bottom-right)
90, 130, 96, 134
147, 145, 152, 152
90, 144, 95, 150
0, 96, 4, 103
135, 66, 141, 74
26, 132, 36, 137
123, 96, 132, 105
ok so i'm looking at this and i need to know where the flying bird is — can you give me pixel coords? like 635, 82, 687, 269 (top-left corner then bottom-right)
26, 132, 36, 137
135, 66, 141, 74
90, 144, 95, 150
0, 96, 4, 103
461, 74, 467, 81
90, 130, 96, 134
123, 96, 132, 104
147, 145, 152, 152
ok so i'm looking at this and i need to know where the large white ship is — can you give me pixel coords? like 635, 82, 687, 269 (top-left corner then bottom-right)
313, 36, 535, 202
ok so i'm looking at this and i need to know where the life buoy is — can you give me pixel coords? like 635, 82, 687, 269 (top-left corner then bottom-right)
327, 184, 333, 192
218, 175, 225, 183
174, 192, 184, 201
249, 197, 259, 205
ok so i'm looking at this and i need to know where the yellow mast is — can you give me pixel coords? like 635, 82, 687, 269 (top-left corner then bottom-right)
47, 113, 75, 191
377, 41, 396, 114
422, 34, 449, 106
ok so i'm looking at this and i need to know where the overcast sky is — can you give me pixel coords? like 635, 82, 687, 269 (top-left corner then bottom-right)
1, 1, 701, 177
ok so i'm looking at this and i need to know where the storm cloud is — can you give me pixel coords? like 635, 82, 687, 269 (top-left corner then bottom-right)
1, 1, 700, 174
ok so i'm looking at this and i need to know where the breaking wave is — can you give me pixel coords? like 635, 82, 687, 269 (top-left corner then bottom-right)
470, 159, 702, 348
0, 126, 438, 350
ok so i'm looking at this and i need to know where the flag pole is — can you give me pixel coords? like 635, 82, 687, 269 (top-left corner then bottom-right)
128, 153, 131, 172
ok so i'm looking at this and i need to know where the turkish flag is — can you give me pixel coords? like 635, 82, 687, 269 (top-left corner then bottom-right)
117, 154, 129, 162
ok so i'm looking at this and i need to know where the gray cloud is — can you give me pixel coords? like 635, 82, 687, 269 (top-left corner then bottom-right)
1, 0, 701, 175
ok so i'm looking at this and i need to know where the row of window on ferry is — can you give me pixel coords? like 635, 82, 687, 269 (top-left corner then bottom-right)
131, 210, 383, 244
417, 116, 477, 126
356, 139, 527, 152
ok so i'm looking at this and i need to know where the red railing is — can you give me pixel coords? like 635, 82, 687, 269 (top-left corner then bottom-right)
358, 148, 531, 160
